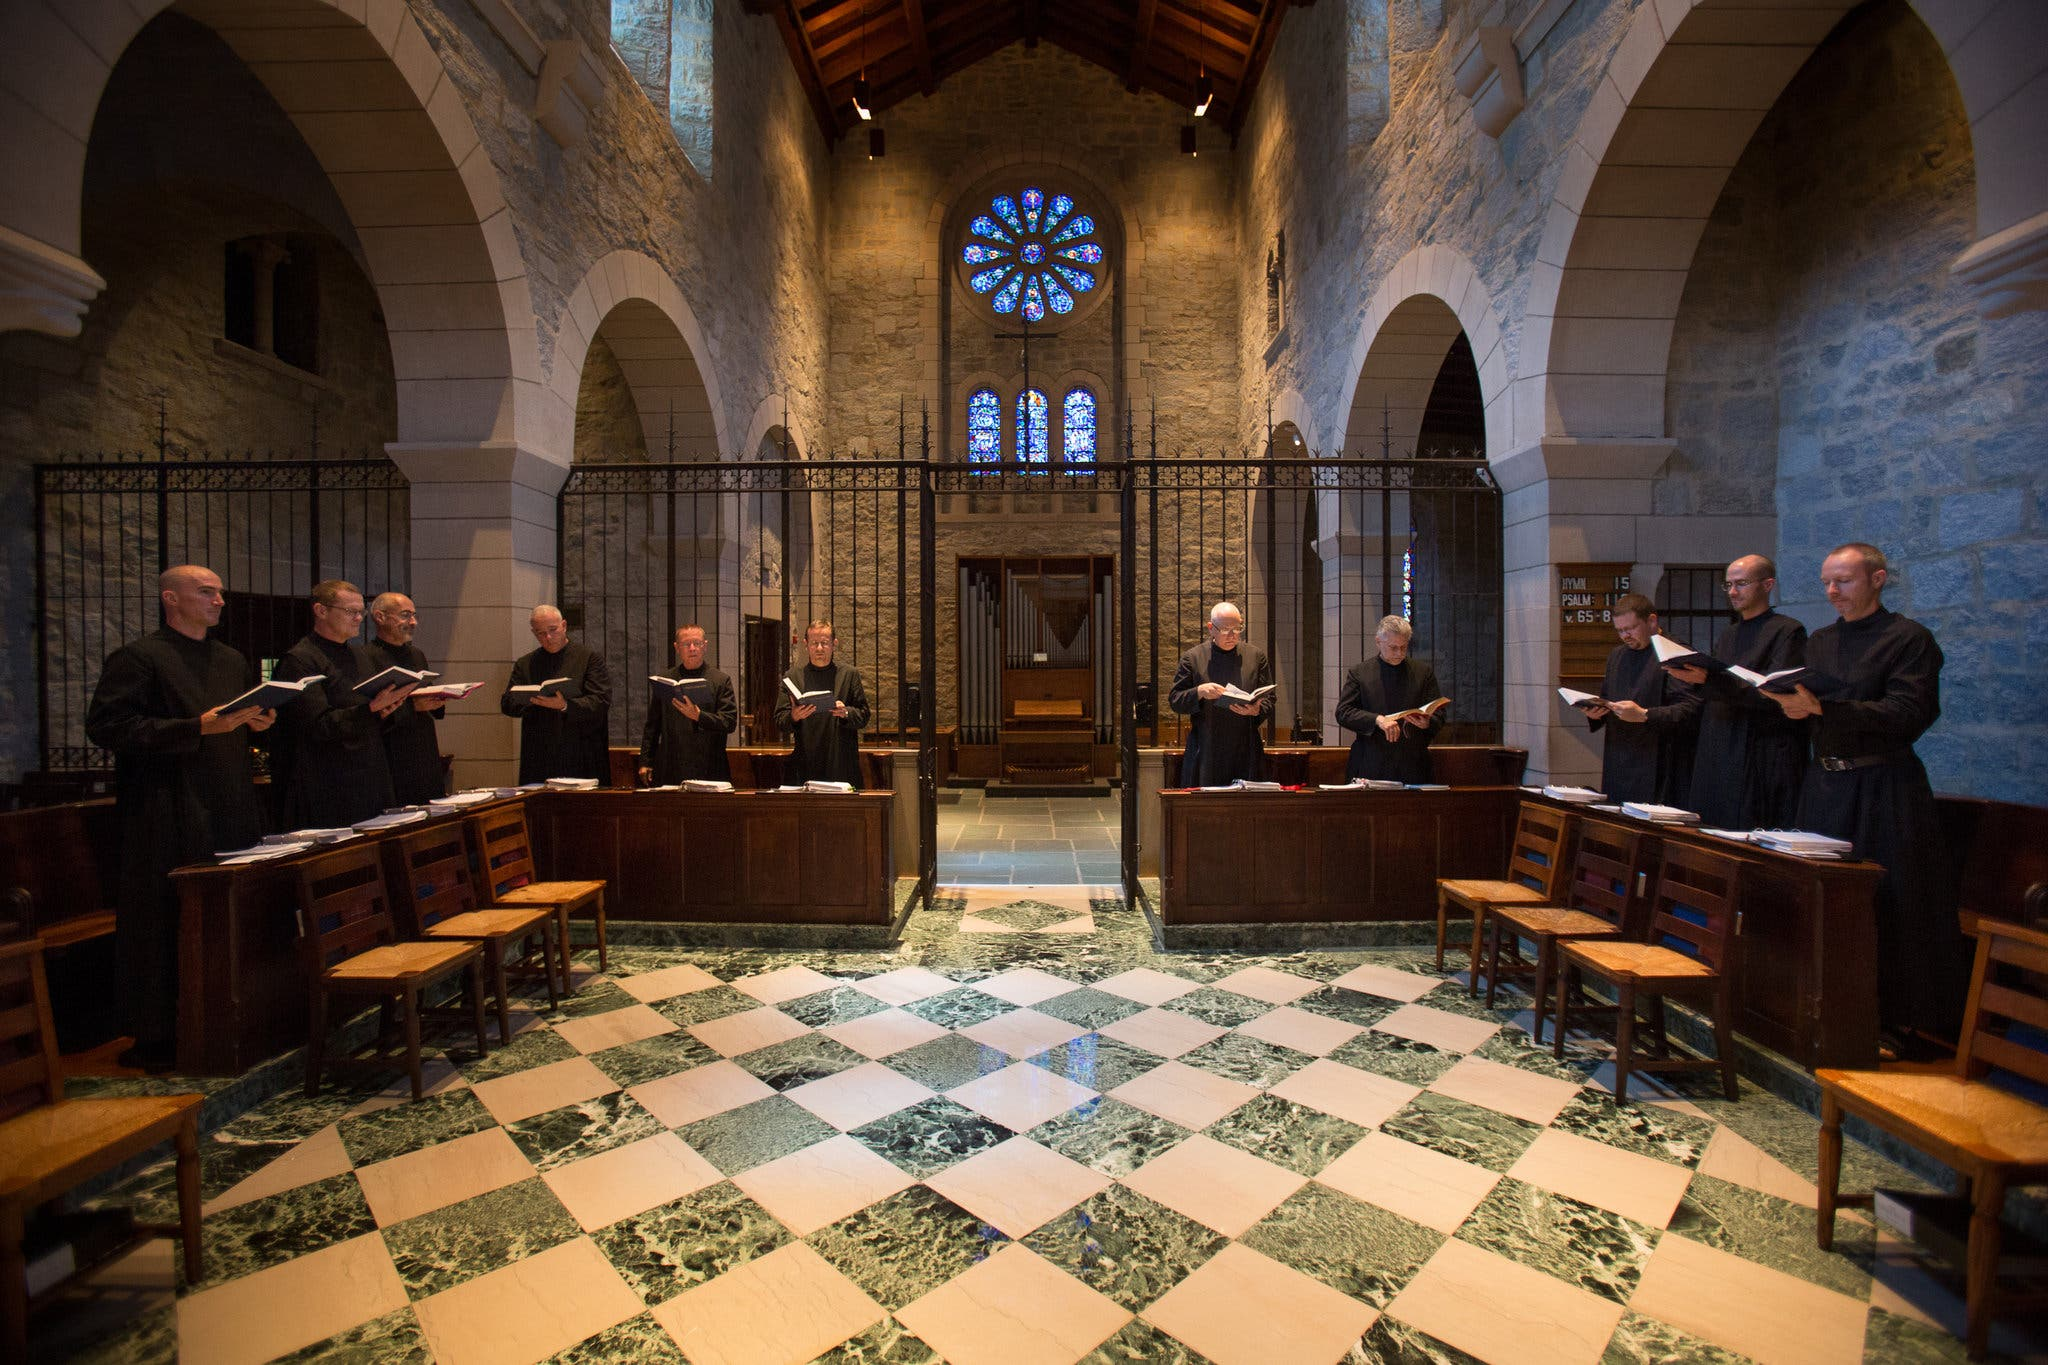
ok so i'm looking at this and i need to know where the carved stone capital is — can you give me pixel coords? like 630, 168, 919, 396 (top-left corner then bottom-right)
1953, 210, 2048, 320
1453, 26, 1525, 140
535, 36, 606, 150
0, 224, 106, 338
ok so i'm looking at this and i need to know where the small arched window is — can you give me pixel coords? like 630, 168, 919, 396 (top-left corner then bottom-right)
1015, 389, 1049, 465
967, 388, 1002, 468
1062, 387, 1097, 468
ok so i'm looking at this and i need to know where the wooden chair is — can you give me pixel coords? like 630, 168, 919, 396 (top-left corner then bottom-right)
1816, 917, 2048, 1359
385, 825, 560, 1044
1436, 801, 1573, 976
1480, 822, 1650, 1044
467, 805, 608, 977
295, 843, 488, 1100
0, 938, 201, 1360
1553, 842, 1745, 1102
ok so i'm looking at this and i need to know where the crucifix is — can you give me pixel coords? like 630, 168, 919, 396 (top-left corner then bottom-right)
993, 308, 1060, 464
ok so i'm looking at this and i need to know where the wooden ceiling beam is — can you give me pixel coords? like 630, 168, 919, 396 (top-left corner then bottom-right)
1227, 0, 1283, 138
901, 0, 936, 94
775, 0, 844, 140
1123, 0, 1159, 90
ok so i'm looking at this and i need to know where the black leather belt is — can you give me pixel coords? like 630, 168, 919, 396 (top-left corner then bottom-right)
1817, 752, 1905, 772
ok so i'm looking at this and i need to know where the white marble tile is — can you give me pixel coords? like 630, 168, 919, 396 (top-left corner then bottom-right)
947, 1062, 1098, 1132
205, 1123, 352, 1215
1108, 1060, 1260, 1131
1143, 1243, 1378, 1365
1266, 1058, 1421, 1129
541, 1131, 721, 1232
820, 1006, 951, 1059
1507, 1127, 1693, 1229
1097, 1007, 1228, 1059
1428, 1054, 1583, 1126
1234, 1005, 1364, 1057
731, 963, 841, 1005
1208, 965, 1322, 1005
688, 1004, 811, 1058
785, 1060, 936, 1130
177, 1233, 409, 1365
627, 1059, 776, 1128
895, 1244, 1131, 1365
551, 1002, 678, 1055
1119, 1134, 1306, 1238
1371, 1002, 1500, 1053
1387, 1237, 1623, 1365
962, 1006, 1089, 1060
616, 962, 723, 1003
1330, 962, 1442, 1003
924, 1136, 1112, 1238
356, 1127, 536, 1227
851, 965, 957, 1004
975, 967, 1087, 1006
1630, 1233, 1870, 1365
651, 1242, 883, 1365
1696, 1126, 1818, 1207
730, 1134, 916, 1237
1092, 967, 1203, 1005
412, 1237, 643, 1365
1316, 1131, 1500, 1235
470, 1056, 619, 1125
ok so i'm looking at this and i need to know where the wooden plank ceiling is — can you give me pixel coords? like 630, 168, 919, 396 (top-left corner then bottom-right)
748, 0, 1315, 142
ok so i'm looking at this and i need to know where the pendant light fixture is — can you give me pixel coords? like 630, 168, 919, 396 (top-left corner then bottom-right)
1193, 0, 1212, 117
852, 2, 874, 120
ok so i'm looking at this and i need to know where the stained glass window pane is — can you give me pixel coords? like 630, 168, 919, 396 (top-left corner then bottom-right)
1015, 389, 1049, 464
1051, 215, 1095, 244
969, 265, 1010, 294
968, 388, 1000, 469
992, 276, 1022, 313
968, 215, 1012, 244
1057, 243, 1103, 264
1021, 276, 1046, 322
1047, 193, 1075, 229
993, 195, 1024, 232
1021, 186, 1044, 231
1063, 388, 1096, 468
1044, 276, 1076, 314
962, 243, 1002, 265
1051, 264, 1094, 293
964, 188, 1106, 325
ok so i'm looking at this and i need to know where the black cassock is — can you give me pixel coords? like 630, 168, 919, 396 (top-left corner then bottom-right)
365, 636, 446, 804
501, 643, 613, 784
1686, 610, 1808, 829
272, 633, 398, 828
1793, 607, 1964, 1040
775, 662, 870, 786
640, 665, 737, 784
1336, 657, 1446, 784
1169, 641, 1274, 785
85, 628, 266, 1058
1590, 642, 1700, 804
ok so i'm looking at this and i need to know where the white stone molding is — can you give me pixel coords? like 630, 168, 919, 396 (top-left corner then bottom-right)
536, 35, 606, 150
1951, 208, 2048, 320
1453, 26, 1524, 139
545, 250, 726, 462
0, 224, 106, 338
466, 0, 546, 75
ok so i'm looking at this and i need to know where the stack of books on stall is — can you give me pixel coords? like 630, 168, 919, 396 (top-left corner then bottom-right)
682, 779, 734, 793
1542, 785, 1606, 803
494, 783, 549, 798
265, 827, 360, 846
1230, 779, 1284, 790
1317, 778, 1407, 791
1621, 802, 1701, 825
1752, 830, 1854, 859
353, 809, 429, 832
427, 789, 498, 811
804, 780, 854, 793
1406, 783, 1451, 791
214, 840, 312, 865
544, 776, 600, 790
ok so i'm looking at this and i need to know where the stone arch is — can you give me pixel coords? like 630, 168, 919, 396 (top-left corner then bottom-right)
1334, 245, 1511, 458
741, 395, 813, 465
1523, 0, 2048, 445
0, 0, 534, 449
1248, 419, 1319, 735
548, 250, 725, 460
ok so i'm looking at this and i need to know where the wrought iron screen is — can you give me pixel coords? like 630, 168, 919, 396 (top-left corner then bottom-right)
34, 455, 409, 772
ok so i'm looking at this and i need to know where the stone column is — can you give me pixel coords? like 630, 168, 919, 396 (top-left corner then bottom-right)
387, 440, 570, 791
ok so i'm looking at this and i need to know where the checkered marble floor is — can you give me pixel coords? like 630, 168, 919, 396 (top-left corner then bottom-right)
46, 887, 2047, 1365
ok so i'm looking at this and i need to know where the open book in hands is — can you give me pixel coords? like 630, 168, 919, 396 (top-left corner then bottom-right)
410, 681, 484, 702
1557, 687, 1612, 711
653, 676, 717, 704
1383, 697, 1450, 723
220, 675, 324, 712
353, 665, 437, 697
509, 676, 574, 698
1723, 664, 1849, 697
1216, 683, 1276, 705
783, 678, 835, 709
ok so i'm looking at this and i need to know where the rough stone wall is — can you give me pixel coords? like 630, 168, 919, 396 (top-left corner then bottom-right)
573, 336, 649, 462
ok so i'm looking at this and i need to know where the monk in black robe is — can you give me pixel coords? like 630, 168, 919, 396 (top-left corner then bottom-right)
271, 580, 414, 827
776, 621, 870, 786
639, 624, 738, 785
85, 565, 272, 1070
1582, 594, 1699, 804
1670, 556, 1808, 828
1337, 615, 1446, 784
501, 605, 613, 784
1168, 602, 1274, 786
367, 592, 447, 804
1770, 543, 1963, 1048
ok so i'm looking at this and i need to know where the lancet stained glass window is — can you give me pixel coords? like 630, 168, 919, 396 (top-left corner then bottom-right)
1015, 388, 1049, 464
967, 388, 1001, 469
962, 187, 1105, 322
1062, 387, 1097, 468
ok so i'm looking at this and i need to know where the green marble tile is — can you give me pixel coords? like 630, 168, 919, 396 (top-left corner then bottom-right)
50, 1299, 178, 1365
337, 1089, 497, 1167
1418, 982, 1512, 1022
672, 1094, 839, 1176
1163, 986, 1271, 1029
591, 1180, 791, 1305
458, 1024, 582, 1082
1689, 1087, 1935, 1195
1601, 1310, 1754, 1365
972, 898, 1086, 931
1174, 1034, 1312, 1089
1029, 1033, 1163, 1092
1860, 1307, 1973, 1365
217, 1089, 362, 1146
804, 1184, 1007, 1310
545, 979, 641, 1021
780, 984, 894, 1028
1379, 1090, 1542, 1174
273, 1306, 429, 1363
1666, 1174, 1873, 1298
849, 1096, 1012, 1177
1550, 1091, 1716, 1169
587, 1030, 723, 1088
809, 1319, 942, 1364
1475, 1025, 1603, 1084
1326, 1028, 1462, 1086
735, 1033, 870, 1090
1203, 1093, 1371, 1176
503, 1089, 664, 1172
1457, 1176, 1658, 1304
1358, 1317, 1489, 1365
1021, 1183, 1226, 1310
877, 1032, 1012, 1091
546, 1312, 689, 1364
902, 985, 1015, 1029
650, 983, 760, 1029
1242, 1182, 1444, 1309
1293, 985, 1402, 1028
190, 1169, 375, 1288
1080, 1319, 1214, 1364
1026, 1096, 1193, 1177
1035, 986, 1148, 1030
382, 1177, 581, 1298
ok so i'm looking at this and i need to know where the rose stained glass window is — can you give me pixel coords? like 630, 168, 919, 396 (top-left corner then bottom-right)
1015, 388, 1049, 464
967, 388, 1001, 469
962, 187, 1105, 322
1062, 387, 1096, 468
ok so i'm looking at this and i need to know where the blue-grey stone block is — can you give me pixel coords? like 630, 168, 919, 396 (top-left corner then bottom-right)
1904, 552, 1973, 611
1941, 489, 2025, 549
1979, 541, 2048, 603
